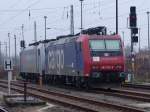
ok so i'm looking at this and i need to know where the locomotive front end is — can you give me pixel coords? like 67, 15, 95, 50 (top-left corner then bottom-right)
82, 35, 126, 83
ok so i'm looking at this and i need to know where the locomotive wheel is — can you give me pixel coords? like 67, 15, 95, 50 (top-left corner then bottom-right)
52, 75, 56, 84
75, 76, 82, 88
83, 77, 91, 89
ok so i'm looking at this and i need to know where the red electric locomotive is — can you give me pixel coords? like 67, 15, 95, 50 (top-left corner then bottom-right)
76, 27, 126, 86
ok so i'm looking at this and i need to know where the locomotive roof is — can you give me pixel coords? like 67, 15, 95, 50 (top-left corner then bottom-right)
28, 26, 108, 47
56, 34, 75, 40
46, 35, 78, 46
29, 39, 57, 46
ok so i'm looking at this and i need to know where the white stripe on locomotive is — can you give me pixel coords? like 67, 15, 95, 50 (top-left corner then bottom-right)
48, 49, 64, 73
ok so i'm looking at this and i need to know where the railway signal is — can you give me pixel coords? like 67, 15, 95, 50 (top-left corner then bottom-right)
131, 27, 138, 34
131, 36, 138, 43
130, 6, 138, 43
4, 59, 13, 95
129, 7, 137, 27
4, 59, 13, 71
20, 40, 25, 49
129, 6, 139, 82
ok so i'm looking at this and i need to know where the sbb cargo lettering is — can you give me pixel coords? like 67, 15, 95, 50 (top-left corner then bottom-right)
48, 49, 64, 72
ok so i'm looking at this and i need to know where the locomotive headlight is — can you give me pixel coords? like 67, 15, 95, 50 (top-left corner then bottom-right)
92, 57, 100, 62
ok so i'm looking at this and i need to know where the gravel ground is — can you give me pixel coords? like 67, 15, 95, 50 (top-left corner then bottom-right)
42, 106, 121, 112
0, 83, 149, 112
43, 85, 150, 111
45, 85, 142, 104
0, 86, 122, 112
0, 87, 83, 112
41, 105, 85, 112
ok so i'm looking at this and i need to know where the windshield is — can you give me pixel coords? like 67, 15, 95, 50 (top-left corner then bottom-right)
89, 40, 105, 51
89, 39, 121, 51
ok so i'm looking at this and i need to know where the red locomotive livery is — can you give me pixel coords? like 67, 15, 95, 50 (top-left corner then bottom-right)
77, 29, 125, 83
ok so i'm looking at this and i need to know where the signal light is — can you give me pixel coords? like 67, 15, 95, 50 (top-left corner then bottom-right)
131, 27, 138, 34
20, 40, 25, 48
130, 7, 136, 14
132, 36, 138, 43
130, 7, 137, 27
130, 15, 137, 27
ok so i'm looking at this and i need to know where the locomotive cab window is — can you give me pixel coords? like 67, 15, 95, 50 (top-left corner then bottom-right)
89, 40, 121, 51
89, 40, 105, 51
105, 40, 120, 51
89, 39, 122, 56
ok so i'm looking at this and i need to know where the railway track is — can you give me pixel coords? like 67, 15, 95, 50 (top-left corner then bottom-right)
91, 87, 150, 102
0, 106, 8, 112
122, 83, 150, 90
0, 80, 147, 112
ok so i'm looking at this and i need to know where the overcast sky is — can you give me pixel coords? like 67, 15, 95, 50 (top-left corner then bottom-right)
0, 0, 149, 56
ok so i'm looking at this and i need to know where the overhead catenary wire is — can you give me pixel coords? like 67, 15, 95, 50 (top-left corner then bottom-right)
8, 0, 23, 9
0, 0, 42, 27
7, 13, 148, 40
0, 6, 149, 34
0, 0, 148, 44
0, 0, 130, 13
0, 0, 146, 30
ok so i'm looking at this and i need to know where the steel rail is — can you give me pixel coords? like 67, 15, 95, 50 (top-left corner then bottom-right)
0, 106, 9, 112
91, 87, 150, 102
122, 83, 150, 90
0, 80, 147, 112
